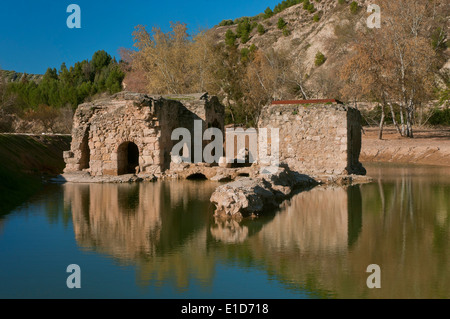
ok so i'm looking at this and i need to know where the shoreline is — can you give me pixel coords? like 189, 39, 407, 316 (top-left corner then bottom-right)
360, 126, 450, 167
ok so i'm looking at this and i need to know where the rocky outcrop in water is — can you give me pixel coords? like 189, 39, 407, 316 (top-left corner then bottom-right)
210, 167, 317, 220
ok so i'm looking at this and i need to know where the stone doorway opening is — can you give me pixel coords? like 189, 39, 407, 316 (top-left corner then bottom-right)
79, 129, 90, 170
118, 142, 140, 175
186, 173, 208, 180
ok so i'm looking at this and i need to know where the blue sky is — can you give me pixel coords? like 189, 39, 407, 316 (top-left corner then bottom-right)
0, 0, 282, 74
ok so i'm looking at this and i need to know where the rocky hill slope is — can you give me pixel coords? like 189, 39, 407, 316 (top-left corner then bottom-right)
0, 70, 43, 83
213, 1, 370, 69
210, 0, 449, 98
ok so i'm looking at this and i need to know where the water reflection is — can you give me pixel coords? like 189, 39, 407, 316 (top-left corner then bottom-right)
65, 181, 219, 289
210, 218, 249, 244
62, 164, 450, 298
256, 186, 362, 253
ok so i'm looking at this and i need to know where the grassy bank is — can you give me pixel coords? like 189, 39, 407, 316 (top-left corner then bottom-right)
0, 134, 71, 215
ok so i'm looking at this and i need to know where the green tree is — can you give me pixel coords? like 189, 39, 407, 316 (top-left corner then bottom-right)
225, 30, 237, 47
236, 18, 252, 44
264, 7, 274, 19
277, 18, 287, 29
92, 50, 112, 71
257, 24, 266, 35
105, 65, 125, 94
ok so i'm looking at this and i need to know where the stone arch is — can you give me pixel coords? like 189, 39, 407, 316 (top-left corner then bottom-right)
117, 141, 140, 175
186, 173, 208, 180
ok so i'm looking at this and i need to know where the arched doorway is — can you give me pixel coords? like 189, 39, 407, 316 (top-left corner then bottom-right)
186, 173, 207, 180
117, 142, 140, 175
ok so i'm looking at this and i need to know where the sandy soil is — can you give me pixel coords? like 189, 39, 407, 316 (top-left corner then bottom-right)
360, 126, 450, 166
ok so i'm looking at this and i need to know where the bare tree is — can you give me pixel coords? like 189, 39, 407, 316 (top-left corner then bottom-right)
132, 22, 194, 94
340, 0, 443, 138
289, 57, 310, 99
242, 49, 291, 126
24, 105, 59, 133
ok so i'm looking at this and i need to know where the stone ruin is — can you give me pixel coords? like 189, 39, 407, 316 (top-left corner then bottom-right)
64, 94, 366, 183
258, 101, 366, 176
63, 92, 224, 177
211, 100, 368, 219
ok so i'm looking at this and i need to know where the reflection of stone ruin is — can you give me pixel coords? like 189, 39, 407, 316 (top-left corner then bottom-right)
64, 182, 360, 289
64, 92, 224, 176
66, 181, 218, 260
65, 181, 219, 288
256, 186, 362, 252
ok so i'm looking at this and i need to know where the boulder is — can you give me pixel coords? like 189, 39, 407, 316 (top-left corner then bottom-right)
210, 178, 277, 220
210, 166, 316, 219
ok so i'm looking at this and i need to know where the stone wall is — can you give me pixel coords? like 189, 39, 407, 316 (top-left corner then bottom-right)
64, 92, 224, 177
258, 103, 366, 176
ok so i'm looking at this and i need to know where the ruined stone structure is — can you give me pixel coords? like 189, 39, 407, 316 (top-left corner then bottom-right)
258, 102, 366, 176
64, 92, 224, 176
64, 93, 365, 182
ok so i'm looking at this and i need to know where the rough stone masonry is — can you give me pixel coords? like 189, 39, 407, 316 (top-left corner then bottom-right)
64, 93, 366, 181
63, 92, 224, 177
209, 101, 368, 219
257, 102, 366, 176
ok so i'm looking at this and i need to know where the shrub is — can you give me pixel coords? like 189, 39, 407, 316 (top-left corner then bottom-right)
277, 17, 287, 29
241, 31, 250, 44
283, 28, 291, 36
338, 0, 346, 4
236, 18, 252, 44
313, 14, 320, 22
429, 109, 450, 126
236, 18, 250, 37
241, 44, 258, 62
219, 20, 234, 27
241, 48, 250, 62
274, 0, 303, 14
350, 1, 359, 14
257, 23, 266, 35
315, 51, 326, 66
303, 0, 310, 9
225, 30, 237, 47
431, 27, 448, 51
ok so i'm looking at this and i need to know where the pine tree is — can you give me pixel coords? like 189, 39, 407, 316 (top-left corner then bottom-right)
277, 18, 287, 30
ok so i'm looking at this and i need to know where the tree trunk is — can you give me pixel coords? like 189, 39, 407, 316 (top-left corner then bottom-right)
378, 104, 386, 140
388, 103, 402, 135
399, 106, 406, 137
228, 104, 235, 124
406, 106, 414, 138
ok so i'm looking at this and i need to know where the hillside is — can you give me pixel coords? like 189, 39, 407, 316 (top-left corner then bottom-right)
0, 70, 43, 83
214, 0, 346, 66
210, 0, 449, 99
0, 134, 71, 215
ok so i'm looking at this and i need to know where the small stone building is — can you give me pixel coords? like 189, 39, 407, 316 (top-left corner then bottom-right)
258, 101, 366, 176
64, 92, 225, 176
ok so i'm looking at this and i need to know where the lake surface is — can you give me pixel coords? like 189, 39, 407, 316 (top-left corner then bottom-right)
0, 163, 449, 299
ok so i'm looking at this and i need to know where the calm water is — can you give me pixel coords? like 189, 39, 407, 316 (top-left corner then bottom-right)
0, 163, 449, 299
